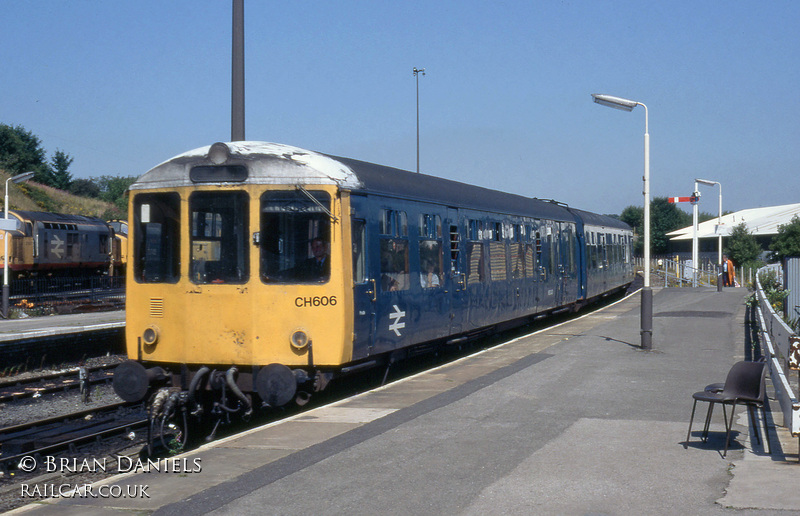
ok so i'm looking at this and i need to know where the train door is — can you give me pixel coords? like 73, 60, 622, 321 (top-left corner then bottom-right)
559, 223, 579, 305
350, 195, 376, 360
538, 222, 557, 310
446, 208, 466, 335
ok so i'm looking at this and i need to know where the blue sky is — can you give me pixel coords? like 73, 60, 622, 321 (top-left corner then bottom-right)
3, 1, 798, 216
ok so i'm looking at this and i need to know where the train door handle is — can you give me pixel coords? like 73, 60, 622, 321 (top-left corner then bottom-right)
366, 279, 377, 302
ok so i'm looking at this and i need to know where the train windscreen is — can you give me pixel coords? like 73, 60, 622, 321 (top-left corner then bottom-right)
259, 190, 331, 284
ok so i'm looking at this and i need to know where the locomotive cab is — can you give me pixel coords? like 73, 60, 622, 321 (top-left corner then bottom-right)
117, 143, 355, 422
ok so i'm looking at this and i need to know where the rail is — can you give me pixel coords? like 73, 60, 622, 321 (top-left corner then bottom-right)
754, 263, 800, 436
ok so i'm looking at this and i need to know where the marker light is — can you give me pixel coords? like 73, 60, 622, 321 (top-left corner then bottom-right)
290, 330, 309, 350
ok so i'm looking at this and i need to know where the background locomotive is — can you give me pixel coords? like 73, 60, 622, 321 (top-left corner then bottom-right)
113, 141, 633, 443
0, 210, 127, 278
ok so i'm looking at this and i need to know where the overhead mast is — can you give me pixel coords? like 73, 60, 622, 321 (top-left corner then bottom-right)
231, 0, 245, 141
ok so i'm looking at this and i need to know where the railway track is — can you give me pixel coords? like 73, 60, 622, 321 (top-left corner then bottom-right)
0, 402, 147, 475
0, 364, 117, 403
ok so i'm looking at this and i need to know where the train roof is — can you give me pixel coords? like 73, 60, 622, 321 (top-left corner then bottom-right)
566, 208, 631, 231
10, 210, 108, 226
132, 141, 626, 224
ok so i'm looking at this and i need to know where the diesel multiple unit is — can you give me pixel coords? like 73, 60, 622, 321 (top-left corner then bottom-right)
113, 141, 634, 442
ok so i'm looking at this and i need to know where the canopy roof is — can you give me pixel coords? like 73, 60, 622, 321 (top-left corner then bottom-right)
668, 203, 800, 241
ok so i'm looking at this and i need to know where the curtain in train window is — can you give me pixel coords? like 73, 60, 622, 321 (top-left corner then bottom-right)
260, 190, 331, 283
190, 191, 249, 284
510, 242, 525, 278
467, 242, 485, 285
133, 193, 181, 283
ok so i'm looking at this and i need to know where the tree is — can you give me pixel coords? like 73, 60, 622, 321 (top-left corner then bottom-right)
650, 197, 692, 255
94, 175, 138, 212
49, 149, 74, 190
68, 178, 101, 198
0, 124, 48, 178
770, 215, 800, 261
726, 223, 762, 268
620, 205, 643, 256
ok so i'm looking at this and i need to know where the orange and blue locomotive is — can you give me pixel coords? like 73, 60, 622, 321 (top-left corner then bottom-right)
112, 141, 633, 443
0, 210, 127, 278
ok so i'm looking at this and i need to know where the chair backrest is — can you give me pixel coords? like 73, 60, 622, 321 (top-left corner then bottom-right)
722, 360, 766, 402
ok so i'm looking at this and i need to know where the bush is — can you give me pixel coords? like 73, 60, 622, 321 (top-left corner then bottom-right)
758, 269, 789, 314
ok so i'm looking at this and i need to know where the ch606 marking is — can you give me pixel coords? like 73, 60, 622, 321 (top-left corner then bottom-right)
295, 296, 337, 307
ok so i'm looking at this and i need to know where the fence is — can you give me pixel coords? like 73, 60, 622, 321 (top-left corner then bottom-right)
8, 275, 125, 316
754, 263, 800, 436
638, 256, 757, 288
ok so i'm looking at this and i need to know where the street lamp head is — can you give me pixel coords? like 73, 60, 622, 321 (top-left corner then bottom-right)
591, 93, 639, 112
11, 171, 35, 184
413, 67, 425, 76
695, 178, 719, 187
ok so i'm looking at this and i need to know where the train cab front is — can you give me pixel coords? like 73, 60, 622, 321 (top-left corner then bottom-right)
115, 142, 354, 446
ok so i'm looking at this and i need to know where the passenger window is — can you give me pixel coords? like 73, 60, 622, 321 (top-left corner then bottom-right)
380, 238, 408, 291
419, 214, 443, 288
190, 191, 249, 284
489, 240, 507, 281
380, 209, 409, 291
133, 193, 180, 283
467, 243, 485, 285
510, 242, 524, 279
419, 240, 442, 288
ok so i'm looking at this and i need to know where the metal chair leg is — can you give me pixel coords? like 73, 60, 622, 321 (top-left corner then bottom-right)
686, 399, 699, 445
723, 401, 737, 457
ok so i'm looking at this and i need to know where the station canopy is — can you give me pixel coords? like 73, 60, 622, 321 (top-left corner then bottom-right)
667, 203, 800, 241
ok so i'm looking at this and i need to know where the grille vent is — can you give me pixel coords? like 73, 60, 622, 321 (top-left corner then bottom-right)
150, 298, 164, 318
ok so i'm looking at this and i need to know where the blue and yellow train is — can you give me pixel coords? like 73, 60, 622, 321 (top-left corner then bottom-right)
113, 141, 633, 436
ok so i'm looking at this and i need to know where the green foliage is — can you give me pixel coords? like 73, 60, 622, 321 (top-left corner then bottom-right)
20, 183, 61, 212
770, 215, 800, 262
620, 205, 643, 256
650, 197, 692, 255
69, 178, 101, 198
49, 149, 74, 190
758, 268, 789, 314
726, 223, 762, 269
0, 124, 48, 178
92, 175, 137, 213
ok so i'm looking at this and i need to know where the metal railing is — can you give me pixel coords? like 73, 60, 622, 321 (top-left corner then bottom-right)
754, 263, 800, 436
7, 275, 125, 316
653, 259, 717, 287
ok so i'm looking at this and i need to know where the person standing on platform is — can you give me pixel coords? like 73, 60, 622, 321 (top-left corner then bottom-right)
723, 254, 735, 287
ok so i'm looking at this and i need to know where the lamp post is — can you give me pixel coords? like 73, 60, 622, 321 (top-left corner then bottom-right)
696, 178, 722, 291
3, 171, 35, 318
231, 0, 245, 141
592, 94, 652, 350
413, 67, 425, 173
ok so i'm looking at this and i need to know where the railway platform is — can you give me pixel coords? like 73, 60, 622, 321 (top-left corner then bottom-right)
0, 311, 125, 369
0, 311, 124, 343
9, 288, 800, 515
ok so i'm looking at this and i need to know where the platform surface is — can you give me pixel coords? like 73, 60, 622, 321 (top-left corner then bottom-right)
10, 288, 800, 515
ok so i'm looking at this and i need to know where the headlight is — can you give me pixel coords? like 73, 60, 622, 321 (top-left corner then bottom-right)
143, 326, 159, 346
290, 330, 309, 350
